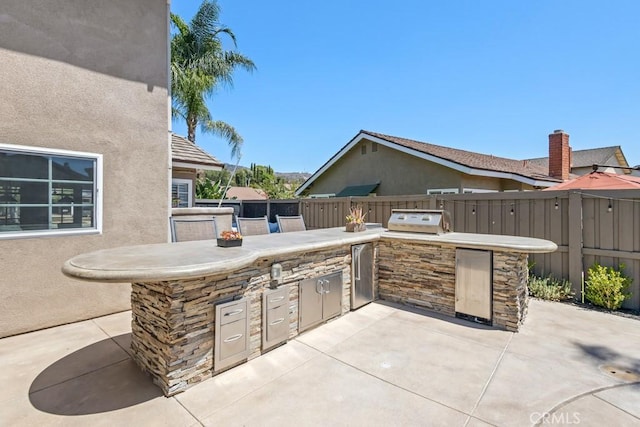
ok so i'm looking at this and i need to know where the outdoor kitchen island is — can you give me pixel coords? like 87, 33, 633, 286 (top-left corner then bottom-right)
62, 225, 556, 396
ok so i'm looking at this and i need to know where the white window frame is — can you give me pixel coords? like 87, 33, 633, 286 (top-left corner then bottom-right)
462, 188, 499, 194
172, 178, 192, 207
427, 188, 459, 195
0, 143, 103, 240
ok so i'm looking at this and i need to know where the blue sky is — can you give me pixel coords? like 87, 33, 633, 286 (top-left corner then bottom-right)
170, 1, 640, 173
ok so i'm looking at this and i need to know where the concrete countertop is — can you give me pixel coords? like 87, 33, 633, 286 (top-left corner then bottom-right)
62, 226, 556, 283
382, 231, 558, 253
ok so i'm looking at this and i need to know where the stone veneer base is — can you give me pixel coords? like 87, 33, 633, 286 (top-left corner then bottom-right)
377, 239, 528, 332
130, 247, 358, 396
128, 236, 530, 396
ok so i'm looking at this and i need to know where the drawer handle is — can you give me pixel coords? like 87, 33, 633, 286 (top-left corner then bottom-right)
224, 309, 244, 317
269, 296, 285, 303
269, 318, 285, 326
223, 333, 243, 343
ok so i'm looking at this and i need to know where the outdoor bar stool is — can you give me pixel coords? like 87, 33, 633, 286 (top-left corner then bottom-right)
276, 214, 306, 233
170, 217, 218, 242
236, 216, 270, 236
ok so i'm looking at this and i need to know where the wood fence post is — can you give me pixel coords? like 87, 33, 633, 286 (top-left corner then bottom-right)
568, 192, 584, 297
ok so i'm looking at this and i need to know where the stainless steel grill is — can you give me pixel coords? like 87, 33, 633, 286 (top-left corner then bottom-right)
387, 209, 452, 234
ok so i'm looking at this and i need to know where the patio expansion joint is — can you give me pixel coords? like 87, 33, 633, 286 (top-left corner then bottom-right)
533, 381, 640, 426
173, 397, 205, 427
463, 331, 514, 427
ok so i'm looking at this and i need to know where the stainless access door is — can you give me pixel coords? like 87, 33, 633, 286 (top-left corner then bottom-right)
299, 277, 324, 331
455, 249, 492, 320
351, 243, 374, 309
322, 271, 342, 320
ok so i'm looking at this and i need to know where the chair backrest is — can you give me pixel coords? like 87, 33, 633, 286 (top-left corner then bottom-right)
276, 215, 306, 233
236, 216, 270, 236
170, 217, 218, 242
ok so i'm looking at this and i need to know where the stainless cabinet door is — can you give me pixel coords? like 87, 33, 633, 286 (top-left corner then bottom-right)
455, 249, 492, 320
322, 272, 342, 320
299, 277, 323, 331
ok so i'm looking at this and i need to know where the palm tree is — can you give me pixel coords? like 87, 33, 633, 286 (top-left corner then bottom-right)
171, 0, 255, 158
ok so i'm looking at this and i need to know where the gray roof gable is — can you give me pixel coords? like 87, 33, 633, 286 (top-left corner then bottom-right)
525, 146, 629, 170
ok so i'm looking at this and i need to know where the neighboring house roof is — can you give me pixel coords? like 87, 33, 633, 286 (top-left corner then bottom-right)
525, 146, 630, 171
542, 171, 640, 191
224, 186, 268, 200
171, 133, 223, 171
296, 130, 561, 196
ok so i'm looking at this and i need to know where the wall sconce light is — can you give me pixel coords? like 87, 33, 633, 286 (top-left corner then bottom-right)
607, 199, 613, 213
472, 206, 476, 215
554, 198, 559, 210
510, 204, 515, 215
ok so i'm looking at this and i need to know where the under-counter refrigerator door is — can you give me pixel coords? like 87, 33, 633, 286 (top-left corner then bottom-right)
455, 249, 492, 320
351, 243, 374, 309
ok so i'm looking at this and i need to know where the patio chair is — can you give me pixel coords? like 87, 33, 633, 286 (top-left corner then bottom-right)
170, 217, 218, 242
276, 215, 306, 233
236, 216, 270, 236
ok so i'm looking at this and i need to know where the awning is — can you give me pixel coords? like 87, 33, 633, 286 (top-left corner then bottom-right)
335, 182, 380, 197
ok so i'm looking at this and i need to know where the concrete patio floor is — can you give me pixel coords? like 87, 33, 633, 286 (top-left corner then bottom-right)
1, 299, 639, 427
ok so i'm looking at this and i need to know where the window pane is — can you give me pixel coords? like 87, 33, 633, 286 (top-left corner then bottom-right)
18, 182, 49, 204
52, 183, 93, 204
0, 147, 99, 237
172, 182, 189, 207
16, 206, 49, 231
52, 157, 94, 181
0, 151, 48, 179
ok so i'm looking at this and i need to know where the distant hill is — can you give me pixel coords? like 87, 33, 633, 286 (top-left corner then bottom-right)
222, 163, 311, 182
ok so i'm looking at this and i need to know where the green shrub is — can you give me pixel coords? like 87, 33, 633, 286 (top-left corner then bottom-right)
528, 274, 574, 301
584, 263, 632, 310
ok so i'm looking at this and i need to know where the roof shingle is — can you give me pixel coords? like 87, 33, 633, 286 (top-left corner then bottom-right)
361, 130, 558, 182
171, 133, 223, 168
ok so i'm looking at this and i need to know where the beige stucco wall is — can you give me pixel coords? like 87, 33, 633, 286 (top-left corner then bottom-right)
0, 0, 169, 337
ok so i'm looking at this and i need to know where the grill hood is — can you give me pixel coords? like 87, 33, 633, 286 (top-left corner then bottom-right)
387, 209, 452, 234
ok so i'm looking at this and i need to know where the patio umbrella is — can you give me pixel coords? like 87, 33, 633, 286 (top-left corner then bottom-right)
542, 171, 640, 190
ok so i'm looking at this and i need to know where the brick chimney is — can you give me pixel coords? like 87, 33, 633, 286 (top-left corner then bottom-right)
548, 129, 571, 181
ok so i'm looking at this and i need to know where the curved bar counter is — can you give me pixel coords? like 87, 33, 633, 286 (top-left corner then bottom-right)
63, 226, 556, 396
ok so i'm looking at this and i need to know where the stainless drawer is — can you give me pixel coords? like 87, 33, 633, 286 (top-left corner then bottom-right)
262, 285, 290, 350
218, 319, 248, 362
215, 298, 250, 371
265, 287, 288, 310
265, 303, 288, 344
218, 300, 247, 325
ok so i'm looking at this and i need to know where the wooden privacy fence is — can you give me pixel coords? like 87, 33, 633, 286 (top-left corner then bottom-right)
301, 190, 640, 310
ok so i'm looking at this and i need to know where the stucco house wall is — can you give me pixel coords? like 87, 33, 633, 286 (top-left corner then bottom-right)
0, 0, 169, 337
308, 137, 521, 196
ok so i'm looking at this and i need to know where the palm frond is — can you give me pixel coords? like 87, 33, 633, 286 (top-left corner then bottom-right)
203, 120, 244, 159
